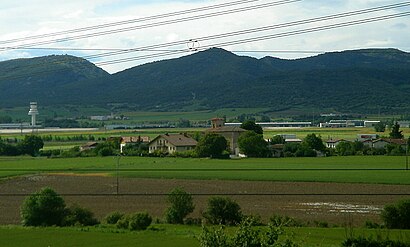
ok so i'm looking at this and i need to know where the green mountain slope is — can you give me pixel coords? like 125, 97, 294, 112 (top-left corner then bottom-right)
1, 48, 410, 113
0, 55, 109, 106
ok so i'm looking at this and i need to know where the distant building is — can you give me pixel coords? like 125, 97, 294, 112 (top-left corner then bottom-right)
80, 142, 98, 151
120, 136, 150, 153
364, 121, 381, 128
398, 121, 410, 128
372, 138, 407, 149
325, 139, 348, 148
148, 133, 197, 154
225, 122, 311, 128
90, 116, 111, 121
357, 134, 378, 142
206, 118, 246, 155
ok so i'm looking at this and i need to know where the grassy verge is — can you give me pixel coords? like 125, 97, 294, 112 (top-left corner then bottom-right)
0, 225, 408, 247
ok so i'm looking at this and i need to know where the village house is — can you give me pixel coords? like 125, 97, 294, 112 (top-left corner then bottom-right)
206, 118, 246, 155
372, 138, 407, 149
120, 136, 150, 153
325, 139, 347, 149
148, 133, 197, 154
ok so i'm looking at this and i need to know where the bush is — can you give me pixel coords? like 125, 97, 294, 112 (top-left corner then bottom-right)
342, 236, 410, 247
270, 214, 305, 227
116, 212, 152, 231
21, 187, 66, 226
63, 205, 99, 226
128, 212, 152, 231
199, 217, 300, 247
381, 199, 410, 229
203, 197, 242, 226
104, 211, 125, 225
165, 187, 195, 224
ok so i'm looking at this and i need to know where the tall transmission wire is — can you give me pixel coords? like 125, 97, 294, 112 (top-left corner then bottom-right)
0, 0, 301, 49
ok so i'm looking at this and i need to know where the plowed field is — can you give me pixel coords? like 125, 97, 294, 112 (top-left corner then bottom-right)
1, 174, 409, 226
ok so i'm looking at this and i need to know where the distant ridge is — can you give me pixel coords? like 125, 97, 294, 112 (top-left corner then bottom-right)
0, 48, 409, 113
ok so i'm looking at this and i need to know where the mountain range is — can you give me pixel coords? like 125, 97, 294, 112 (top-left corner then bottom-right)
1, 48, 410, 114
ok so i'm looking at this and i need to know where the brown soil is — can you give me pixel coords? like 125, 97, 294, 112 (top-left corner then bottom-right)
0, 174, 409, 225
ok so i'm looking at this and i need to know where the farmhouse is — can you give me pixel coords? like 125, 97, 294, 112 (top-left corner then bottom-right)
372, 138, 407, 149
325, 139, 347, 148
206, 118, 246, 155
120, 136, 150, 153
148, 133, 197, 154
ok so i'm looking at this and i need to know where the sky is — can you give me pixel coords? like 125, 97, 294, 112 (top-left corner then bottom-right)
0, 0, 409, 73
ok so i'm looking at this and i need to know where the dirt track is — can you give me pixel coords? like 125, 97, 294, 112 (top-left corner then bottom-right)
0, 174, 409, 225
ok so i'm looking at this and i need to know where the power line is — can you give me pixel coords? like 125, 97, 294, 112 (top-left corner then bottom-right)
0, 0, 301, 49
95, 12, 410, 66
83, 1, 410, 60
0, 3, 408, 80
3, 2, 408, 60
0, 0, 261, 45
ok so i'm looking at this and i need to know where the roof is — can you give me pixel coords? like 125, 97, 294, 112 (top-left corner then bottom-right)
285, 138, 302, 143
81, 142, 98, 148
150, 134, 197, 147
374, 138, 407, 145
121, 136, 150, 143
326, 139, 346, 143
206, 126, 246, 133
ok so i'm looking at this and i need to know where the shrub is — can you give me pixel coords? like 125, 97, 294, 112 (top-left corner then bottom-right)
116, 212, 152, 231
199, 217, 300, 247
342, 236, 410, 247
165, 187, 195, 224
21, 187, 66, 226
128, 212, 152, 231
104, 211, 125, 225
270, 214, 305, 227
203, 196, 242, 226
63, 205, 99, 226
116, 216, 130, 229
381, 199, 410, 229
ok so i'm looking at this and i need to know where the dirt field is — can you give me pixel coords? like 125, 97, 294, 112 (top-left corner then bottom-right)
0, 174, 409, 226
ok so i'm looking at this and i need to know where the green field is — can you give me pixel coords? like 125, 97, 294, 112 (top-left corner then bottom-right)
0, 156, 409, 184
0, 225, 408, 247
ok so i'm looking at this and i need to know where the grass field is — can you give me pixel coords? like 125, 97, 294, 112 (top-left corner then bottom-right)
0, 225, 408, 247
0, 156, 409, 184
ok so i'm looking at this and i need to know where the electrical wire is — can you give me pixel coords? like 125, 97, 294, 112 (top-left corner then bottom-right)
95, 12, 410, 66
0, 0, 301, 49
0, 0, 262, 45
0, 3, 409, 80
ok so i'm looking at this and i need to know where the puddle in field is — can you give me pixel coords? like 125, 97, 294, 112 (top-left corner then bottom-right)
289, 202, 382, 215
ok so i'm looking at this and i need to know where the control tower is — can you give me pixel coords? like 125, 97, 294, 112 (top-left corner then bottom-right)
28, 102, 39, 127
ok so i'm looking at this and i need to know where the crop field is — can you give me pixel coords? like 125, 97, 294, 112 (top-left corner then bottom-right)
0, 156, 409, 184
0, 156, 409, 227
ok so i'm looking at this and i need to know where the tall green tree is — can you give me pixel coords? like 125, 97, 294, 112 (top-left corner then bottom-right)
21, 187, 66, 226
18, 135, 44, 156
389, 122, 404, 139
240, 120, 263, 135
195, 133, 228, 158
165, 187, 195, 224
374, 122, 386, 132
303, 133, 325, 151
238, 131, 269, 157
270, 135, 285, 144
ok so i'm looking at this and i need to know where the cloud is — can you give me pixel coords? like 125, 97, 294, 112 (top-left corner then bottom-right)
0, 0, 409, 73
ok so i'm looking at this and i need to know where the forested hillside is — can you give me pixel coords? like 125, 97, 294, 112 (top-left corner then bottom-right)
1, 48, 409, 113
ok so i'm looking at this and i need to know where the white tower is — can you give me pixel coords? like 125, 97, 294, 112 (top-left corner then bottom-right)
28, 102, 39, 127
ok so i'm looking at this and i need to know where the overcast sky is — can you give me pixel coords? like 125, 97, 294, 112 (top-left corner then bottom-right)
1, 0, 409, 73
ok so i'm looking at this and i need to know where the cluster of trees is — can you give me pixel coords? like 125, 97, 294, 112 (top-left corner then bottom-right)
21, 187, 98, 227
0, 135, 44, 156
